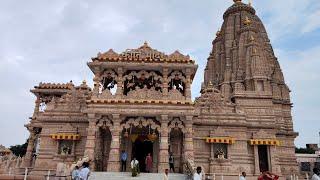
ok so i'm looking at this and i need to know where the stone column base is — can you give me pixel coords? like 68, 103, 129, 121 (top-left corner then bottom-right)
158, 162, 169, 173
107, 162, 121, 172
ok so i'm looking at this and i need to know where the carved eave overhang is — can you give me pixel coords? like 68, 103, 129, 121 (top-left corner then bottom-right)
87, 99, 194, 106
232, 90, 273, 99
34, 82, 74, 90
37, 114, 88, 123
31, 82, 74, 96
91, 42, 196, 64
24, 122, 42, 131
272, 99, 292, 105
276, 131, 299, 138
223, 2, 255, 19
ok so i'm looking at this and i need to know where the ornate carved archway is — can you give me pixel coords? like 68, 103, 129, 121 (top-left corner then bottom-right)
121, 117, 160, 132
168, 117, 185, 173
168, 117, 186, 133
96, 116, 113, 131
94, 116, 113, 171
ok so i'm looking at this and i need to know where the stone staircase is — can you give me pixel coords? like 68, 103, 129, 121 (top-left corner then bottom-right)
89, 172, 187, 180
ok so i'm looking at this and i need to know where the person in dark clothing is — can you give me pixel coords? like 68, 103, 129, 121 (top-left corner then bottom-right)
169, 153, 174, 173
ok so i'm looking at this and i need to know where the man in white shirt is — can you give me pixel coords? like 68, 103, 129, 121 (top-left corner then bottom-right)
79, 162, 90, 180
239, 172, 246, 180
311, 168, 320, 180
193, 166, 202, 180
131, 157, 139, 177
130, 157, 139, 169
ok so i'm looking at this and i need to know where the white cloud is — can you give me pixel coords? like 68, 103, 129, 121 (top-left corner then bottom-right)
255, 0, 320, 40
302, 9, 320, 33
275, 46, 320, 147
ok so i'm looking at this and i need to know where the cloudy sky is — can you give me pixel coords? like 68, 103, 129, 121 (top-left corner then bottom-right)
0, 0, 319, 148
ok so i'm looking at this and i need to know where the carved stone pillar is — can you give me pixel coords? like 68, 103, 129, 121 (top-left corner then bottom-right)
84, 114, 97, 169
107, 114, 121, 172
93, 76, 100, 96
269, 146, 281, 175
158, 115, 169, 173
185, 68, 192, 101
184, 116, 194, 162
253, 145, 260, 175
116, 67, 124, 97
162, 68, 169, 97
22, 130, 36, 167
33, 97, 40, 116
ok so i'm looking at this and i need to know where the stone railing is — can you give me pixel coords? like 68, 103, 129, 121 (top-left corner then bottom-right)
0, 154, 24, 175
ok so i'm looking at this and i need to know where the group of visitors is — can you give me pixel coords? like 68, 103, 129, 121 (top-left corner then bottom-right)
121, 150, 154, 176
72, 151, 320, 180
71, 162, 90, 180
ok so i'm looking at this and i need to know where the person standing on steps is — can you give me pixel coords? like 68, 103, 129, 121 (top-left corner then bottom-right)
120, 150, 128, 172
193, 166, 203, 180
169, 153, 174, 173
79, 162, 90, 180
145, 153, 153, 173
71, 166, 80, 180
131, 157, 139, 177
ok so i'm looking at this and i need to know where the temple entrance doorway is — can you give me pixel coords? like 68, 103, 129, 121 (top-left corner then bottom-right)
258, 145, 269, 172
121, 117, 161, 173
132, 137, 153, 172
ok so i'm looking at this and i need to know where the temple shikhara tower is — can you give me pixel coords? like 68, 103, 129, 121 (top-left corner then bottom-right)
0, 0, 299, 179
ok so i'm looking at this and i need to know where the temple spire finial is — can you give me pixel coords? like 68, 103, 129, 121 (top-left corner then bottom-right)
233, 0, 242, 3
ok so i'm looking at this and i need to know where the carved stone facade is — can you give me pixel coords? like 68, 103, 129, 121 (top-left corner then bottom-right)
8, 0, 298, 178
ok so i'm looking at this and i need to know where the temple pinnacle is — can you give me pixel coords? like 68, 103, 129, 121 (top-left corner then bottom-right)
233, 0, 242, 3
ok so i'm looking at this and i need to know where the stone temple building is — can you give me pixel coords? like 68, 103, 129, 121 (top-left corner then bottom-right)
18, 0, 298, 178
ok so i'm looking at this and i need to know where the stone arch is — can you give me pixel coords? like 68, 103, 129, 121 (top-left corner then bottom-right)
94, 116, 113, 171
121, 117, 160, 132
96, 116, 113, 131
168, 117, 185, 173
168, 70, 186, 96
120, 117, 161, 172
168, 117, 186, 133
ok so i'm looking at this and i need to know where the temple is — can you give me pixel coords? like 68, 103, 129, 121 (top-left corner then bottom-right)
1, 0, 299, 178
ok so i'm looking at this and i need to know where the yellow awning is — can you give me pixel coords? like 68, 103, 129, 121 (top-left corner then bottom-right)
249, 139, 280, 146
50, 134, 80, 141
205, 137, 235, 144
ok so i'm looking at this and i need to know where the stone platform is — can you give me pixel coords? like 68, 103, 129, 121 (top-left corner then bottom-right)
89, 172, 187, 180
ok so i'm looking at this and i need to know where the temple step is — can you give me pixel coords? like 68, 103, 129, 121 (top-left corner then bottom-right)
89, 172, 187, 180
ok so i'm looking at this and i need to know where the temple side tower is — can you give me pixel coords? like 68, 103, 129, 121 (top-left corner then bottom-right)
201, 0, 298, 176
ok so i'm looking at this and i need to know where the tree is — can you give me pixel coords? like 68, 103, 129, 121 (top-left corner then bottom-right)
9, 139, 28, 157
295, 147, 315, 154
